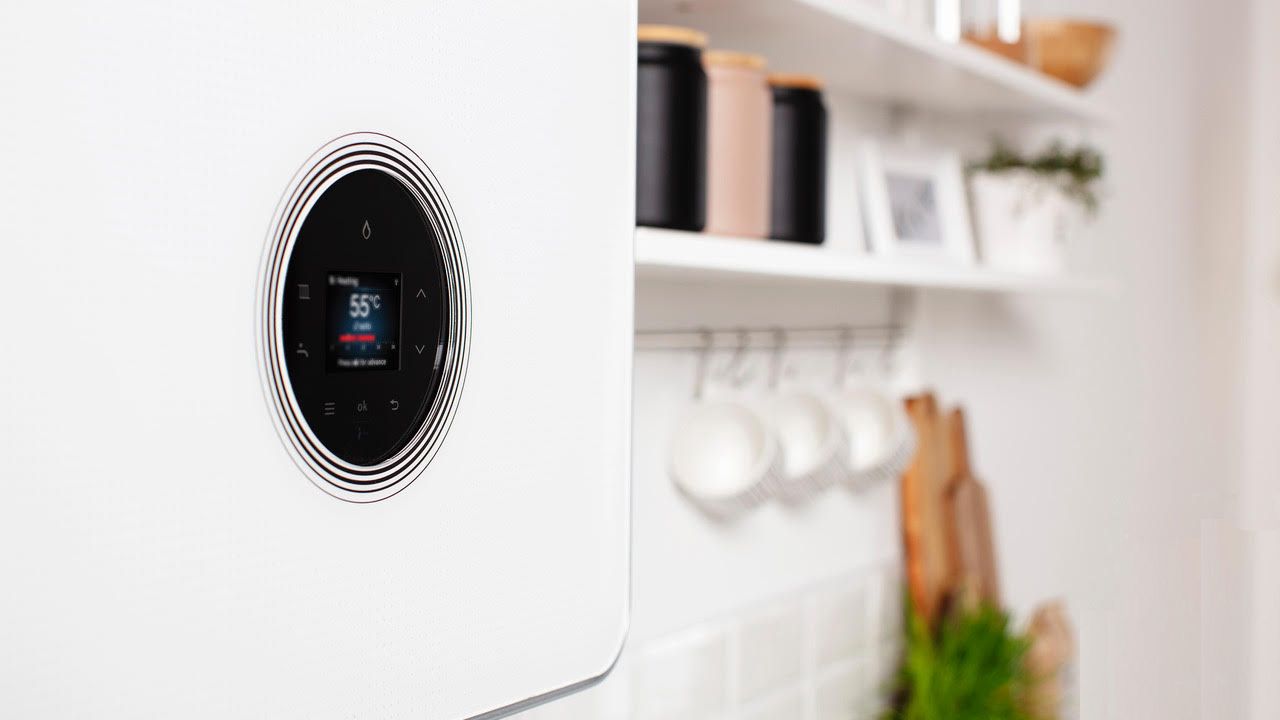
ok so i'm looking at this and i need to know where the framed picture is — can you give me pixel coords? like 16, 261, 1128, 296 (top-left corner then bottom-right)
859, 142, 976, 264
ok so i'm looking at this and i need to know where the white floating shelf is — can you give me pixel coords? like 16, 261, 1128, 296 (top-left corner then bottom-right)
640, 0, 1107, 123
635, 228, 1111, 294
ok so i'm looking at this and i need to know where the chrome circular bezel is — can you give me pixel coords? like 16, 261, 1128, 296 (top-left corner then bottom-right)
257, 133, 471, 502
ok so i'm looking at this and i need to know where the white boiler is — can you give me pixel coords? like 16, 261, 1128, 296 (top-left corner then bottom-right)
0, 2, 633, 718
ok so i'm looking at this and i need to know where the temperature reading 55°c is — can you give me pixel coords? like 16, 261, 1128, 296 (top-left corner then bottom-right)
326, 271, 402, 373
348, 292, 382, 318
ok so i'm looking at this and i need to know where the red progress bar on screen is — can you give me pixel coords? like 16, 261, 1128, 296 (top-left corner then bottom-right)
338, 334, 377, 343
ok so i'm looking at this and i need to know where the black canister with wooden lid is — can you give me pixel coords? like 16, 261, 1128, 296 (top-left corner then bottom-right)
636, 25, 709, 231
768, 74, 827, 245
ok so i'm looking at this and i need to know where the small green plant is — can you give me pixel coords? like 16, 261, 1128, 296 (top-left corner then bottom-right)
882, 600, 1036, 720
971, 140, 1105, 214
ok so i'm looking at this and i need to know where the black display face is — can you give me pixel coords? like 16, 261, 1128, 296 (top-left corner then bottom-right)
326, 271, 401, 372
281, 169, 449, 468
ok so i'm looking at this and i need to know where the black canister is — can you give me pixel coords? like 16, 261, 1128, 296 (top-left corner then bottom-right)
637, 25, 708, 231
768, 74, 827, 245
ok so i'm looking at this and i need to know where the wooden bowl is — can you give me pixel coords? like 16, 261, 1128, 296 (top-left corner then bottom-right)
1024, 19, 1116, 88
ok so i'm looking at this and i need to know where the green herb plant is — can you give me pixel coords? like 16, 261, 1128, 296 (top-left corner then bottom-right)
971, 140, 1105, 214
882, 601, 1037, 720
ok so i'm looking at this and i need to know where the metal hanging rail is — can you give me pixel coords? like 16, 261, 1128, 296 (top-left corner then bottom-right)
634, 324, 907, 352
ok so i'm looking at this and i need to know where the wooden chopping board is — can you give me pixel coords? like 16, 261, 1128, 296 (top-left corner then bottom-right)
942, 408, 1001, 609
900, 393, 953, 624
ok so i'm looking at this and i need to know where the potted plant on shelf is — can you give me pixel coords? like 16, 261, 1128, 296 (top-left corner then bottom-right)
968, 141, 1104, 275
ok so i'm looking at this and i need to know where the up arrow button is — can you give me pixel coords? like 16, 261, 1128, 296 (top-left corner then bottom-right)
416, 288, 427, 299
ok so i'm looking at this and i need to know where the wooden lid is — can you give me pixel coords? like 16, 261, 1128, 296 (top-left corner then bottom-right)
637, 24, 709, 48
768, 73, 825, 91
703, 49, 767, 71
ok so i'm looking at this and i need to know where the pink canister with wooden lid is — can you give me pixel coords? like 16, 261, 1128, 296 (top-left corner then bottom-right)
704, 50, 772, 238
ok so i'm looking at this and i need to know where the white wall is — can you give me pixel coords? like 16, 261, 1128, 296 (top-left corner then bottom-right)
1238, 0, 1280, 716
519, 0, 1261, 717
918, 1, 1221, 718
1188, 0, 1254, 716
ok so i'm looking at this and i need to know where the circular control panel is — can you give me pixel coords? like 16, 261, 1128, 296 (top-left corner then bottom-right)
258, 134, 470, 502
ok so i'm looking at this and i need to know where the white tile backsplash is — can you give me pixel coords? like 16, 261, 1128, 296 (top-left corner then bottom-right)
872, 640, 904, 707
870, 565, 906, 642
617, 564, 899, 720
517, 565, 901, 719
740, 686, 807, 720
813, 658, 867, 720
736, 600, 806, 702
809, 577, 872, 667
633, 626, 730, 719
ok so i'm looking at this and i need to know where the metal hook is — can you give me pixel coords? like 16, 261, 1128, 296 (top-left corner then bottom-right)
768, 327, 787, 389
723, 328, 753, 388
888, 287, 913, 331
692, 328, 714, 400
835, 326, 853, 388
880, 326, 901, 377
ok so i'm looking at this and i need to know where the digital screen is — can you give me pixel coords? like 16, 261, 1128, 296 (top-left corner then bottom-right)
326, 271, 401, 372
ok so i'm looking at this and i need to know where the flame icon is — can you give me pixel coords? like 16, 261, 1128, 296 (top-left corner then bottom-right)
361, 220, 371, 240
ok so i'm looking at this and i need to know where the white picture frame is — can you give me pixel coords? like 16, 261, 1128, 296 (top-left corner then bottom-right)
859, 141, 976, 264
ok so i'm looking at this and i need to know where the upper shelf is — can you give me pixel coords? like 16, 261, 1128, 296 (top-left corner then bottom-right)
635, 228, 1111, 294
639, 0, 1107, 123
